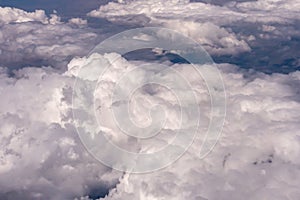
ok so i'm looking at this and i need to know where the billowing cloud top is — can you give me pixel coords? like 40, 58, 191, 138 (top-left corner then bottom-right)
89, 0, 300, 24
1, 52, 300, 199
0, 7, 49, 24
0, 7, 100, 71
0, 1, 300, 200
0, 7, 64, 25
88, 0, 300, 72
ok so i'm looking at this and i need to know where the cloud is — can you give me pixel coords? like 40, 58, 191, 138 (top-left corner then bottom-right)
60, 53, 300, 199
1, 48, 300, 199
235, 0, 300, 23
88, 0, 251, 55
0, 7, 49, 25
0, 7, 64, 25
0, 66, 122, 200
162, 21, 250, 55
85, 60, 299, 200
88, 0, 300, 71
68, 18, 88, 26
0, 0, 112, 20
0, 4, 300, 200
0, 7, 101, 71
89, 0, 300, 25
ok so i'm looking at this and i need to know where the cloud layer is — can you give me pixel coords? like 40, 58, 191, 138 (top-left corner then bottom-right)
0, 2, 300, 200
0, 7, 105, 71
72, 54, 300, 200
88, 0, 252, 55
0, 66, 122, 199
99, 63, 300, 200
1, 52, 300, 199
88, 0, 300, 72
0, 7, 49, 25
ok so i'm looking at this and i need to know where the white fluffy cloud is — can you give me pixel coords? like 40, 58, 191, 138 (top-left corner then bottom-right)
88, 0, 251, 55
0, 3, 300, 200
0, 22, 98, 69
88, 0, 300, 57
162, 21, 250, 55
2, 52, 299, 199
0, 66, 122, 199
83, 58, 299, 200
235, 0, 300, 23
0, 7, 100, 70
89, 0, 300, 25
69, 18, 88, 26
0, 7, 63, 25
0, 7, 48, 25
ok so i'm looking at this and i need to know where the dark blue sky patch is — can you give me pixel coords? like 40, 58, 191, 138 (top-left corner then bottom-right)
0, 0, 111, 20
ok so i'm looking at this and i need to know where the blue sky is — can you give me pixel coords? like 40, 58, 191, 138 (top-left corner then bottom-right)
0, 0, 110, 19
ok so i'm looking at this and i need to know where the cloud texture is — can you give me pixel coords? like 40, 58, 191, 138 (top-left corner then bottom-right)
0, 7, 103, 71
0, 2, 300, 200
88, 0, 300, 72
1, 52, 300, 199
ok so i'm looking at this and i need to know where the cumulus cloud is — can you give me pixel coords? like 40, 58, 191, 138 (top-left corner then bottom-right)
0, 3, 300, 200
68, 18, 88, 26
82, 59, 299, 200
0, 7, 49, 25
89, 0, 300, 26
162, 21, 250, 55
1, 48, 300, 199
7, 52, 300, 199
0, 7, 63, 25
234, 0, 300, 23
0, 66, 122, 200
88, 0, 251, 55
0, 7, 104, 70
88, 0, 300, 72
0, 22, 98, 70
71, 53, 299, 199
